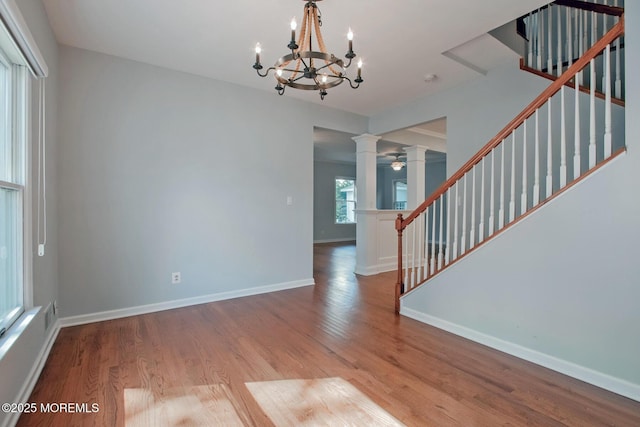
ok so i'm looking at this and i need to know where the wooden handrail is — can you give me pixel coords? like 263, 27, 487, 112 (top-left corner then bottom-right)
397, 16, 624, 232
554, 0, 624, 17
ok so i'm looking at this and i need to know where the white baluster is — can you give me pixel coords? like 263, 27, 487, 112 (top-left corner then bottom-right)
604, 43, 612, 158
589, 58, 596, 168
557, 7, 563, 77
560, 86, 567, 188
404, 222, 409, 289
421, 210, 427, 281
582, 10, 588, 57
430, 202, 436, 274
592, 12, 597, 91
479, 159, 485, 243
411, 218, 416, 287
574, 75, 581, 180
509, 132, 516, 223
461, 175, 467, 255
527, 12, 534, 67
578, 9, 583, 61
470, 165, 476, 250
499, 142, 505, 229
489, 150, 495, 235
445, 188, 451, 265
547, 6, 553, 73
438, 193, 444, 270
522, 119, 528, 215
537, 9, 543, 70
614, 8, 621, 98
453, 181, 459, 259
533, 109, 540, 207
614, 15, 622, 99
546, 99, 553, 198
567, 9, 573, 68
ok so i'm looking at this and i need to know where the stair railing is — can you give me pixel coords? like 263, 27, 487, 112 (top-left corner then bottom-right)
395, 16, 624, 313
523, 0, 624, 100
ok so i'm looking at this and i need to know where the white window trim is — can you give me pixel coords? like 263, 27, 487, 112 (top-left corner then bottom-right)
0, 37, 33, 336
335, 176, 356, 225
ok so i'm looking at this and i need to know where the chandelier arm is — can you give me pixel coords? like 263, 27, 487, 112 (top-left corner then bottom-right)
343, 76, 361, 89
256, 66, 277, 78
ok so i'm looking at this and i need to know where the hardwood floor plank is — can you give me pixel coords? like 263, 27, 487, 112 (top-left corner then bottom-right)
16, 242, 640, 426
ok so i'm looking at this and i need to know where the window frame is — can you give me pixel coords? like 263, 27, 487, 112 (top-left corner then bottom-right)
392, 179, 407, 210
0, 41, 31, 336
334, 176, 357, 225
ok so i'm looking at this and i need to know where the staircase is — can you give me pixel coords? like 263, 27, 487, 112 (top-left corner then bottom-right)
394, 0, 625, 313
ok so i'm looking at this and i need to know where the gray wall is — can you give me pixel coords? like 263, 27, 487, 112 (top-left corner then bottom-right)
57, 46, 367, 317
0, 0, 59, 425
373, 5, 640, 398
313, 161, 356, 242
376, 160, 447, 209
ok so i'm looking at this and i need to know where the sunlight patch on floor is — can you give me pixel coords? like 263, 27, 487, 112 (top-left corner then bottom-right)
124, 384, 245, 426
245, 377, 405, 426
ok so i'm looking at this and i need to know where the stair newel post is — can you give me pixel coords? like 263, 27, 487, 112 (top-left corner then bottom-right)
395, 213, 404, 314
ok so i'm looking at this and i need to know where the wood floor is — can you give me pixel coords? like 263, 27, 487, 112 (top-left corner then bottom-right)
18, 242, 640, 426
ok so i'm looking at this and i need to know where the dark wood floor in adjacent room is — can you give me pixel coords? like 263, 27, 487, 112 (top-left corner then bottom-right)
17, 242, 640, 426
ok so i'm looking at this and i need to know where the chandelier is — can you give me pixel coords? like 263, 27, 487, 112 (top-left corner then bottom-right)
252, 0, 363, 100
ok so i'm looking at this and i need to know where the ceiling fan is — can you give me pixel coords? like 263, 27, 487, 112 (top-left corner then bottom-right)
388, 153, 406, 171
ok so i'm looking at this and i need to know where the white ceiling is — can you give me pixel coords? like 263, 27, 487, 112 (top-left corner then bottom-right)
42, 0, 550, 117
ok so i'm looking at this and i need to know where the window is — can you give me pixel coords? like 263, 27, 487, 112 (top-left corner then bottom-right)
335, 178, 356, 224
393, 180, 407, 210
0, 45, 28, 335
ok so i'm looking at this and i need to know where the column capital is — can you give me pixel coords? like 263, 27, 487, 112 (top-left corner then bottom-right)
403, 145, 428, 161
352, 133, 381, 152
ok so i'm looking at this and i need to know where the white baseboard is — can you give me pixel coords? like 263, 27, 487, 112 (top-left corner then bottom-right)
313, 238, 356, 244
59, 278, 315, 327
400, 306, 640, 403
4, 319, 61, 427
354, 262, 396, 276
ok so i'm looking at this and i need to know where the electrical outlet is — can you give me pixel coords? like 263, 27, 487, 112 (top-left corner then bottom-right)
171, 272, 181, 284
53, 300, 58, 316
38, 244, 45, 256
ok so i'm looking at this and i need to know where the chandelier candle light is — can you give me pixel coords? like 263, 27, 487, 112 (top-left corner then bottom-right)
253, 0, 363, 100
